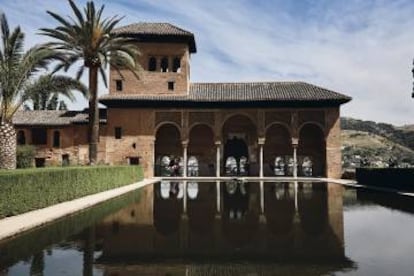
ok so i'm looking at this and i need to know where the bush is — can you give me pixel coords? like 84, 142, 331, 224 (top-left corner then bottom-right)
0, 166, 143, 218
16, 145, 35, 168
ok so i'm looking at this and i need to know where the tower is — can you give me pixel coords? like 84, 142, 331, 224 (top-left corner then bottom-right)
110, 23, 196, 95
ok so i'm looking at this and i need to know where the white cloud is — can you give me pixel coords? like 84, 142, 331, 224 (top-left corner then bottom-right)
2, 0, 414, 125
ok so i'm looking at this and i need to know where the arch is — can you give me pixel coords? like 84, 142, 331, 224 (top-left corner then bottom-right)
172, 57, 181, 72
155, 124, 182, 176
160, 57, 169, 72
17, 130, 26, 145
298, 121, 326, 137
53, 130, 60, 148
220, 112, 256, 130
188, 124, 215, 176
265, 122, 292, 137
222, 114, 258, 176
298, 123, 326, 177
264, 124, 292, 176
154, 121, 182, 137
148, 56, 157, 71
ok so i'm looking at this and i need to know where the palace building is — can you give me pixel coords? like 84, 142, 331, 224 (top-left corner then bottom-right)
12, 23, 351, 178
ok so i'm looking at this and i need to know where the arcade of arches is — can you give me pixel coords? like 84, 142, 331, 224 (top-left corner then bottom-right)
152, 108, 340, 178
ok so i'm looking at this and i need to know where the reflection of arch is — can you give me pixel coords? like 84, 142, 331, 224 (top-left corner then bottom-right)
155, 124, 182, 176
222, 181, 259, 246
264, 124, 292, 176
188, 182, 215, 235
298, 124, 326, 177
298, 183, 328, 235
17, 130, 26, 145
154, 182, 182, 236
188, 124, 215, 176
265, 183, 295, 235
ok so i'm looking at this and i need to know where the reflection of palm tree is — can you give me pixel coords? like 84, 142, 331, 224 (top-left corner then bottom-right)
30, 251, 44, 276
83, 226, 96, 276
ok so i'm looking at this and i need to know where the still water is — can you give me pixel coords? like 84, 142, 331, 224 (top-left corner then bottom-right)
0, 181, 413, 275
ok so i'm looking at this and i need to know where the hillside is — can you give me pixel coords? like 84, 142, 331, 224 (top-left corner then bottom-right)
340, 118, 414, 168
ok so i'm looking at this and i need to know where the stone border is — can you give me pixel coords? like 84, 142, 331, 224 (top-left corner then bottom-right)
0, 178, 160, 242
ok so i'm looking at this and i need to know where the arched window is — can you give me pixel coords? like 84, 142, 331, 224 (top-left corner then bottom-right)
17, 130, 26, 145
274, 156, 285, 176
187, 156, 199, 177
302, 156, 313, 177
160, 156, 171, 176
239, 156, 248, 175
53, 131, 60, 148
160, 57, 169, 72
172, 57, 181, 72
225, 156, 237, 175
148, 57, 156, 71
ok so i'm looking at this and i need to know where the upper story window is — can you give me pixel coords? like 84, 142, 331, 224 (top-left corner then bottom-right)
160, 57, 169, 72
53, 131, 60, 148
31, 128, 47, 145
172, 57, 181, 72
148, 57, 157, 71
115, 80, 123, 91
17, 130, 26, 145
115, 127, 122, 139
168, 81, 175, 91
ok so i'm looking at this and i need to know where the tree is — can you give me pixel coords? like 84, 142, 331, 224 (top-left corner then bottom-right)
24, 75, 87, 111
0, 13, 86, 169
40, 0, 139, 165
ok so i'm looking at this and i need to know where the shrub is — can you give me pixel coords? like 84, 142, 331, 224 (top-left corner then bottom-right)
0, 166, 143, 218
16, 145, 35, 168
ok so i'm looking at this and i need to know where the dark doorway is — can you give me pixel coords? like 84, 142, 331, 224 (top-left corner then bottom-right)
35, 158, 46, 168
224, 137, 249, 176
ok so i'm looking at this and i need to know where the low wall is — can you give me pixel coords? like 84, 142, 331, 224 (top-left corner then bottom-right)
0, 166, 143, 218
356, 168, 414, 191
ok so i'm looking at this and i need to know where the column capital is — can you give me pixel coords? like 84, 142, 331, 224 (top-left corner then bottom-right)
291, 137, 299, 147
258, 137, 266, 145
181, 140, 189, 147
215, 141, 221, 146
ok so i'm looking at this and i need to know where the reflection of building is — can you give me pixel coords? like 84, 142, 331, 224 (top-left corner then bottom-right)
95, 182, 352, 274
13, 23, 350, 178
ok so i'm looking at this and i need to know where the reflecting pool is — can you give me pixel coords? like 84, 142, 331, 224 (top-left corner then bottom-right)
1, 181, 414, 275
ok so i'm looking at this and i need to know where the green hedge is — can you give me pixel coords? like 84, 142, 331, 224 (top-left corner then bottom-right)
0, 166, 143, 218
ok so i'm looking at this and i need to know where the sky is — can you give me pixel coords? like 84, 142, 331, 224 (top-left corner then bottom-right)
1, 0, 414, 125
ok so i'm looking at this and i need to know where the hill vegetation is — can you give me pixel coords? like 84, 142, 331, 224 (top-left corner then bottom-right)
340, 118, 414, 168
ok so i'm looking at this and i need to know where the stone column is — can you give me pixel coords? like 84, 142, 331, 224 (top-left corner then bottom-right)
182, 140, 188, 177
258, 138, 265, 178
292, 138, 299, 178
215, 141, 221, 177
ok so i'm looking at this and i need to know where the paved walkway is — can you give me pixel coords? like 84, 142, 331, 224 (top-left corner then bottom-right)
0, 178, 160, 242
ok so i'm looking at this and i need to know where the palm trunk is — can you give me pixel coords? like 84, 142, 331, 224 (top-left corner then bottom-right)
0, 121, 16, 170
88, 66, 99, 165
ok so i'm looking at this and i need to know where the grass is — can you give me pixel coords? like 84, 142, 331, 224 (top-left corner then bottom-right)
0, 166, 143, 218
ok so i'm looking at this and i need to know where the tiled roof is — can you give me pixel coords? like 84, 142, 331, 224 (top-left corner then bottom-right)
99, 82, 351, 105
12, 110, 106, 126
113, 22, 193, 36
112, 22, 197, 53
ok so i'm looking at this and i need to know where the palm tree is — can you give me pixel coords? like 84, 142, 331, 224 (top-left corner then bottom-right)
0, 13, 87, 169
40, 0, 139, 165
24, 75, 87, 111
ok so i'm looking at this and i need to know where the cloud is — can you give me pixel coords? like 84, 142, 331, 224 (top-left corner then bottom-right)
2, 0, 414, 125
